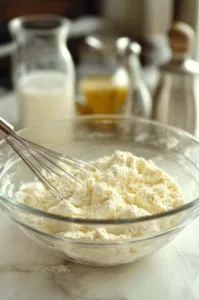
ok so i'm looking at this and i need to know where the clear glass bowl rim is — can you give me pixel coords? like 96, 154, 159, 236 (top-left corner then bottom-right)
0, 114, 199, 225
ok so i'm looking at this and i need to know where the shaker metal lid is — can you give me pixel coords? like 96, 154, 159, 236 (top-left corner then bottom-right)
168, 22, 195, 56
85, 35, 141, 57
160, 22, 199, 75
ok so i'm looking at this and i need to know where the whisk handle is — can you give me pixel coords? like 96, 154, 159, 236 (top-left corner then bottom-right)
0, 118, 14, 136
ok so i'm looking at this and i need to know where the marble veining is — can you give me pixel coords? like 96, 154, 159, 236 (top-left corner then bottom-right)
1, 208, 199, 300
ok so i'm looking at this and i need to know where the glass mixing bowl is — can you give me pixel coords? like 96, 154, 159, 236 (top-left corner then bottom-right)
0, 115, 199, 266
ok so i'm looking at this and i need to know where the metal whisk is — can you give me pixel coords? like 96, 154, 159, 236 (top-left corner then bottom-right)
0, 118, 96, 200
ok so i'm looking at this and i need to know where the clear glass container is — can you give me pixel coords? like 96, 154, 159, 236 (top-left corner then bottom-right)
124, 41, 152, 118
76, 35, 129, 115
9, 15, 75, 128
0, 116, 199, 266
76, 35, 152, 118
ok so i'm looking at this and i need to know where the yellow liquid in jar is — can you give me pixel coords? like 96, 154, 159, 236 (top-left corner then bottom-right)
77, 75, 128, 115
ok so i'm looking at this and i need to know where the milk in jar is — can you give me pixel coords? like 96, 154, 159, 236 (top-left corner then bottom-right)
17, 71, 75, 128
9, 15, 75, 128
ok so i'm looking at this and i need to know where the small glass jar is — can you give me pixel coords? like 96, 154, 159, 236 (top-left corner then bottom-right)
76, 35, 130, 115
9, 15, 75, 128
76, 35, 152, 119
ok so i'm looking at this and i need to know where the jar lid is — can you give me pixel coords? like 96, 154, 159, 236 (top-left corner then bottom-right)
168, 22, 195, 56
160, 22, 199, 75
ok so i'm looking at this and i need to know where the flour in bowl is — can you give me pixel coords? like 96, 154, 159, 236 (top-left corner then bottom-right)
16, 151, 184, 241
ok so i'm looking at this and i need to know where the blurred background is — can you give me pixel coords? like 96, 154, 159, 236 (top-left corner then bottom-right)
0, 0, 198, 89
0, 0, 199, 134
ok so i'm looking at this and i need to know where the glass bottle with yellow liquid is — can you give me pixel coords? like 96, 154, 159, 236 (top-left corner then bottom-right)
76, 35, 152, 118
78, 72, 129, 115
76, 36, 128, 115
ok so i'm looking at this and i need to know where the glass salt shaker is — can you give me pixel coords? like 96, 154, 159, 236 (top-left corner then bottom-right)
122, 40, 152, 119
153, 22, 199, 135
9, 15, 75, 128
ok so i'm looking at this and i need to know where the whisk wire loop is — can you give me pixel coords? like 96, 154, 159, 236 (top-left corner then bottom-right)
0, 118, 96, 200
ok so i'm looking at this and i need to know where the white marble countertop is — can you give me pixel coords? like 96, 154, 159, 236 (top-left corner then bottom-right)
1, 208, 199, 300
1, 92, 199, 299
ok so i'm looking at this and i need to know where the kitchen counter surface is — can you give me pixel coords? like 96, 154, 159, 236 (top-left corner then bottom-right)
1, 92, 199, 300
1, 206, 199, 299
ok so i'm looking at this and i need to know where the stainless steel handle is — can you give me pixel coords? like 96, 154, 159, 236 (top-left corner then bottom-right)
0, 118, 14, 136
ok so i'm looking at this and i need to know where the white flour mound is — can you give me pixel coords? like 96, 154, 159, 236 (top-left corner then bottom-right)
16, 151, 184, 265
17, 151, 184, 238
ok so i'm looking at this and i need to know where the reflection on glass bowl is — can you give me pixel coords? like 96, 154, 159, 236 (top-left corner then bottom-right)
0, 115, 199, 266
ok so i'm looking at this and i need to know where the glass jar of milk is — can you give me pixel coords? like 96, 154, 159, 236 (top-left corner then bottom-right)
9, 15, 75, 128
